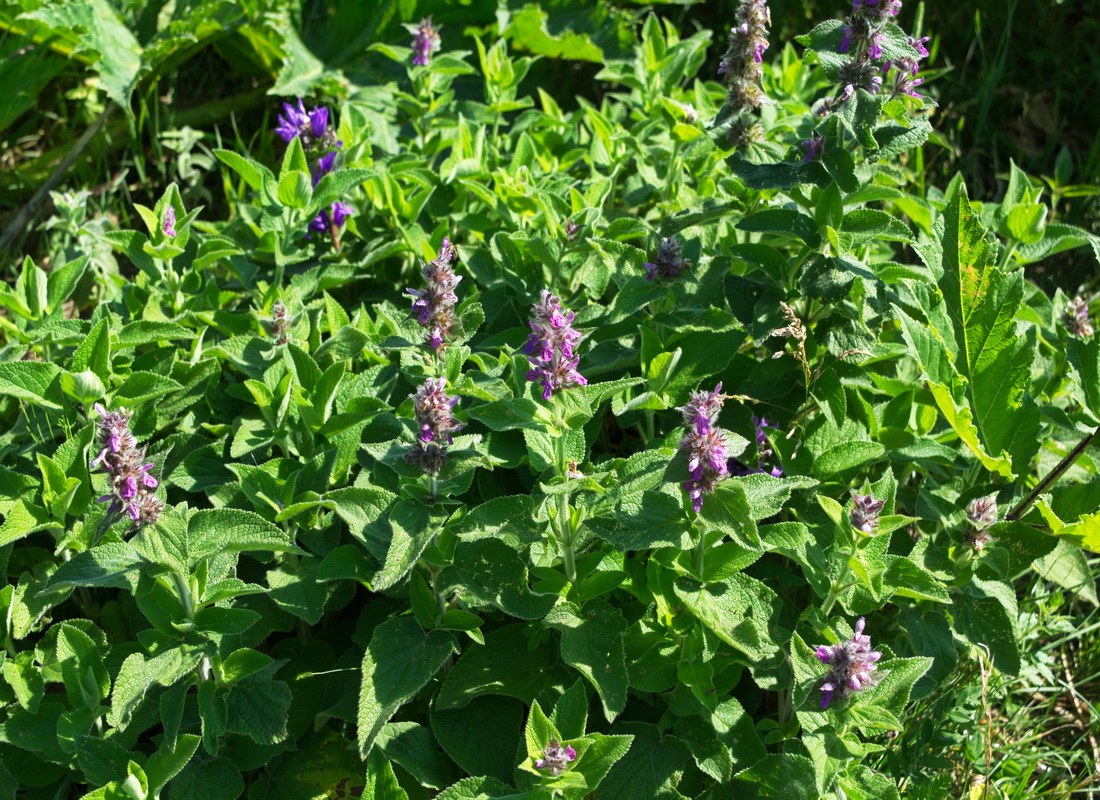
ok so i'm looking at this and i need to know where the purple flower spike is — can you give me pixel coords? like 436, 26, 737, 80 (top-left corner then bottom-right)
412, 377, 463, 446
534, 739, 576, 777
407, 238, 461, 352
405, 378, 462, 477
677, 384, 728, 511
719, 0, 772, 116
524, 291, 587, 400
801, 133, 824, 162
816, 617, 883, 708
411, 17, 442, 66
163, 206, 176, 238
1062, 296, 1093, 338
91, 404, 164, 528
644, 237, 692, 282
850, 493, 886, 534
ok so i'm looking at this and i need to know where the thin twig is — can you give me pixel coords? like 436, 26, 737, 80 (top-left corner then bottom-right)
1007, 427, 1099, 521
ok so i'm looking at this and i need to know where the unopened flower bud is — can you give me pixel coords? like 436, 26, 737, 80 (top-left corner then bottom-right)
965, 495, 998, 531
850, 493, 885, 534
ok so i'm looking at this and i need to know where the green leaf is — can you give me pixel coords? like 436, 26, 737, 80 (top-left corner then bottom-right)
145, 734, 201, 795
46, 542, 143, 591
812, 441, 884, 477
544, 600, 628, 721
277, 170, 312, 209
674, 575, 781, 663
266, 558, 328, 624
114, 371, 184, 405
364, 748, 409, 800
432, 697, 524, 785
468, 398, 550, 432
437, 538, 556, 620
46, 256, 88, 315
587, 489, 688, 551
1067, 337, 1100, 419
952, 581, 1020, 675
214, 149, 274, 194
436, 623, 568, 711
108, 646, 203, 730
841, 209, 913, 242
2, 651, 44, 713
188, 508, 303, 564
0, 499, 59, 548
357, 617, 454, 757
23, 0, 141, 109
374, 500, 449, 591
168, 757, 244, 800
57, 624, 110, 709
115, 320, 195, 348
224, 673, 292, 745
0, 361, 62, 410
732, 753, 818, 799
927, 381, 1013, 479
593, 722, 689, 800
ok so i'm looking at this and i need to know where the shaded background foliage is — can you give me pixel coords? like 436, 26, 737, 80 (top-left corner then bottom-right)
2, 0, 1098, 283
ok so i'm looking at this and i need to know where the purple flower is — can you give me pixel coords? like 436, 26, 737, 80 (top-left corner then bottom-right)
162, 206, 176, 238
850, 493, 886, 534
309, 106, 329, 140
267, 300, 292, 346
534, 739, 576, 777
1062, 296, 1094, 338
406, 238, 461, 351
412, 377, 463, 445
275, 99, 310, 144
644, 237, 692, 282
308, 203, 353, 237
91, 404, 163, 527
405, 377, 462, 478
311, 151, 338, 187
677, 384, 729, 511
720, 0, 771, 115
800, 133, 824, 161
816, 617, 883, 708
524, 291, 587, 400
411, 17, 442, 66
274, 98, 342, 151
965, 495, 998, 531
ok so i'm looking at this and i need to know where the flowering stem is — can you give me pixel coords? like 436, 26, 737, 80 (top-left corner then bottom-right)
821, 540, 857, 618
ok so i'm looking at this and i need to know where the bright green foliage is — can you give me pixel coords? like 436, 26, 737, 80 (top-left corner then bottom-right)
0, 1, 1097, 799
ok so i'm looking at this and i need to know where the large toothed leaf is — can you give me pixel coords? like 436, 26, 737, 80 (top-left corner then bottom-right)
357, 618, 454, 757
21, 0, 142, 110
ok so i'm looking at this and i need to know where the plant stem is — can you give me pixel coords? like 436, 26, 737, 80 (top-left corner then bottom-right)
1007, 427, 1098, 520
172, 571, 194, 621
553, 405, 577, 585
693, 523, 707, 579
821, 541, 856, 618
